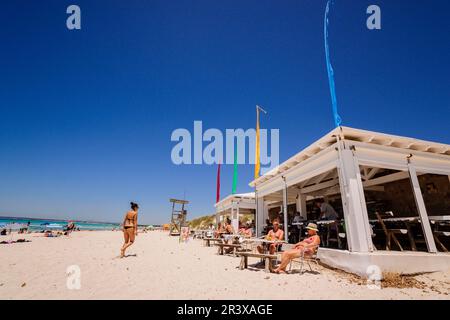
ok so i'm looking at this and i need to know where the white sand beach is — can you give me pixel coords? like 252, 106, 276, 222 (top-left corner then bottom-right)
0, 231, 449, 300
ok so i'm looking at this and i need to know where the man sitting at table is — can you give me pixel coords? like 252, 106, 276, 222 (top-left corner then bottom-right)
273, 223, 321, 274
315, 198, 338, 220
224, 218, 234, 234
214, 222, 225, 238
257, 219, 284, 255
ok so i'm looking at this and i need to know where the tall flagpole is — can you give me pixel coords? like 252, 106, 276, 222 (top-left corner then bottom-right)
216, 163, 221, 204
231, 144, 238, 194
254, 105, 267, 180
254, 105, 267, 236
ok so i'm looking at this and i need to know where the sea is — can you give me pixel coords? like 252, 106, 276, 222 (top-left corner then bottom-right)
0, 216, 121, 231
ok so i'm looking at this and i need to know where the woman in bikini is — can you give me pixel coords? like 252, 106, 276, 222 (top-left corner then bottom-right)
120, 202, 139, 258
273, 222, 320, 274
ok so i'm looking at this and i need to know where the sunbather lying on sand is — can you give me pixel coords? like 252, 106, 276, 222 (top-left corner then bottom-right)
273, 223, 320, 274
43, 231, 63, 237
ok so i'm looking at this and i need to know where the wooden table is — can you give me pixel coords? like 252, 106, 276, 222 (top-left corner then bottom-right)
215, 243, 242, 256
242, 238, 286, 254
203, 237, 222, 247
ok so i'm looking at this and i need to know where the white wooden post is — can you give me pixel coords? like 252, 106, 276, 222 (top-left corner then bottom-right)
407, 161, 437, 253
282, 180, 289, 242
296, 193, 307, 220
256, 196, 265, 237
236, 206, 240, 232
231, 203, 239, 233
337, 147, 373, 253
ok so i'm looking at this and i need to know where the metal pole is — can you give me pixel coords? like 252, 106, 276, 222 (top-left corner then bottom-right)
282, 177, 289, 242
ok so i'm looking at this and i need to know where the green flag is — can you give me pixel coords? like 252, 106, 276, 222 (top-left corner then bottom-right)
232, 143, 238, 194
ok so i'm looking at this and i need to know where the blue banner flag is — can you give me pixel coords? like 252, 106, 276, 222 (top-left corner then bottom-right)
324, 0, 342, 127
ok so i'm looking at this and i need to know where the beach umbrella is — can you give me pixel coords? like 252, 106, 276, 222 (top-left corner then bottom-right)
45, 223, 63, 230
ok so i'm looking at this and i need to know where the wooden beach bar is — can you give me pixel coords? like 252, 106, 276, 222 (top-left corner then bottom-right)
250, 126, 450, 276
215, 192, 256, 232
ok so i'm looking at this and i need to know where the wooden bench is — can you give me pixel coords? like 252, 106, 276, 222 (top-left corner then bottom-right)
236, 252, 278, 273
215, 243, 242, 256
203, 237, 222, 247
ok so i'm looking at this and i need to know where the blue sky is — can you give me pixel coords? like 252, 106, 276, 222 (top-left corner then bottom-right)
1, 0, 449, 224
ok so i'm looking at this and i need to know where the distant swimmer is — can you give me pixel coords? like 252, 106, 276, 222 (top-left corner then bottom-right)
120, 202, 139, 258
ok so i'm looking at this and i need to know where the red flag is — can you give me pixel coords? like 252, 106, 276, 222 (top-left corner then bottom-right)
216, 163, 221, 203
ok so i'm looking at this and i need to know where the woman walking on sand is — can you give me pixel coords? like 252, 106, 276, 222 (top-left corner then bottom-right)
120, 202, 139, 258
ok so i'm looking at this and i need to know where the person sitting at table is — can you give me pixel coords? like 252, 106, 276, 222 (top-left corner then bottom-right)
214, 222, 224, 238
224, 219, 234, 234
273, 223, 321, 274
291, 212, 304, 243
257, 219, 284, 255
315, 198, 338, 220
239, 222, 253, 238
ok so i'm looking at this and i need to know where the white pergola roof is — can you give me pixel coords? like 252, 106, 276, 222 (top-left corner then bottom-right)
215, 192, 256, 215
250, 126, 450, 187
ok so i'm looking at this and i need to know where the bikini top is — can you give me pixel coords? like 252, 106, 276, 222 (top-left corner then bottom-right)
304, 236, 319, 244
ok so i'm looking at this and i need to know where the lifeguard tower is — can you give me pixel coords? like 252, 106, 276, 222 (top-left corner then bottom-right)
169, 198, 189, 236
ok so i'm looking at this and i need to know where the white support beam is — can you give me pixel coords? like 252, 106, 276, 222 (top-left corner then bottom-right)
337, 147, 374, 253
300, 178, 339, 194
296, 193, 307, 220
282, 181, 289, 242
363, 171, 410, 187
362, 171, 425, 187
256, 196, 265, 237
231, 204, 238, 233
366, 167, 380, 180
407, 162, 437, 253
236, 206, 240, 232
309, 171, 330, 185
362, 167, 368, 181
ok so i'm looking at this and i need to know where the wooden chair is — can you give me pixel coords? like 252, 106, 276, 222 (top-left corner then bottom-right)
375, 211, 408, 251
324, 221, 346, 249
431, 220, 450, 252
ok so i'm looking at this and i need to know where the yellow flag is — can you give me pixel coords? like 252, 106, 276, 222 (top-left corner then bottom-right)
254, 106, 260, 179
